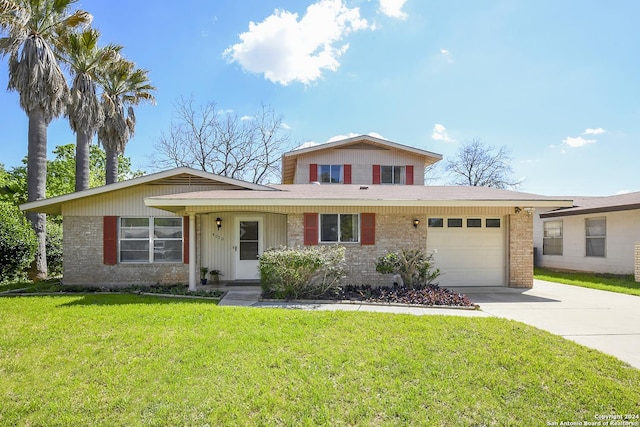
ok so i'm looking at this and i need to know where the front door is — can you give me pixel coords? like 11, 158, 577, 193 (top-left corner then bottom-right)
235, 217, 263, 280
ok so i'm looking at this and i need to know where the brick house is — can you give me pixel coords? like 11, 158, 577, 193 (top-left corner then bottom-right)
21, 135, 571, 289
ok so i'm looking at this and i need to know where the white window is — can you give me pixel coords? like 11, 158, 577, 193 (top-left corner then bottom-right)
543, 221, 563, 255
381, 166, 405, 184
319, 165, 342, 183
120, 217, 183, 263
320, 214, 359, 243
585, 217, 606, 257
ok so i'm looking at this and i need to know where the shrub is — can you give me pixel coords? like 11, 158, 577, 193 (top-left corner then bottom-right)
259, 245, 346, 299
46, 219, 63, 277
375, 248, 440, 288
0, 201, 37, 282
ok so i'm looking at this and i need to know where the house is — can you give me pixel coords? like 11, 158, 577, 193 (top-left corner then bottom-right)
21, 135, 572, 289
533, 191, 640, 279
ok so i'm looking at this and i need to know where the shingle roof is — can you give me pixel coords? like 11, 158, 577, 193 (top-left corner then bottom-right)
146, 184, 572, 210
540, 191, 640, 218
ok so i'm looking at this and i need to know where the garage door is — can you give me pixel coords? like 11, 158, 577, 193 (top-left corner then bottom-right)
426, 217, 505, 287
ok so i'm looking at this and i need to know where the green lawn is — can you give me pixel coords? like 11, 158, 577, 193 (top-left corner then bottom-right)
1, 295, 638, 425
535, 267, 640, 296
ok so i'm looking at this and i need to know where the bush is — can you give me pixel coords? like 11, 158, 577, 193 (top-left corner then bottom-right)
375, 248, 440, 288
46, 219, 63, 277
259, 245, 346, 299
0, 201, 37, 282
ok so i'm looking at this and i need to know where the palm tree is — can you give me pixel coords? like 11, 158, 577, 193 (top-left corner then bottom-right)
0, 0, 91, 278
60, 28, 121, 191
97, 58, 155, 184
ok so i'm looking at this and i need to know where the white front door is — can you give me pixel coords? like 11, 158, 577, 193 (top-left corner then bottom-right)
235, 217, 263, 280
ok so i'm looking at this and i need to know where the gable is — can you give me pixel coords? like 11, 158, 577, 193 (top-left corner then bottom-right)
20, 167, 274, 215
281, 135, 442, 184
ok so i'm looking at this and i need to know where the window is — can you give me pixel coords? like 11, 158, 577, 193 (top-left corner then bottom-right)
486, 218, 501, 228
447, 218, 463, 228
467, 218, 482, 228
319, 165, 342, 183
120, 217, 183, 263
585, 217, 606, 257
381, 166, 405, 184
543, 221, 563, 255
428, 218, 443, 227
320, 214, 359, 243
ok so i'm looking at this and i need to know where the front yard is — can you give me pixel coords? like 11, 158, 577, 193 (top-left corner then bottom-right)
534, 267, 640, 296
1, 294, 638, 426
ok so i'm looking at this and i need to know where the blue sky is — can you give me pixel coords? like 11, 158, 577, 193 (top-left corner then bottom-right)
1, 0, 639, 196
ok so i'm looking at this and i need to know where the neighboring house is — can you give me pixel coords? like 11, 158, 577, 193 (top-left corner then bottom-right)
534, 191, 640, 276
21, 135, 571, 289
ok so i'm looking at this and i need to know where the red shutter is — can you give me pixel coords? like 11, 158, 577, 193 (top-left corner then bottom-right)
103, 216, 118, 265
372, 165, 381, 184
361, 213, 375, 245
183, 216, 189, 264
343, 164, 352, 184
304, 213, 319, 245
309, 164, 318, 182
405, 165, 414, 185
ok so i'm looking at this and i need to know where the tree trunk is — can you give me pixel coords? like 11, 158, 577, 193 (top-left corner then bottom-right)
105, 148, 119, 185
75, 130, 91, 191
27, 107, 48, 280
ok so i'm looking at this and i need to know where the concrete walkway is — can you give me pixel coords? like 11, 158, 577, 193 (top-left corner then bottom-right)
217, 280, 640, 369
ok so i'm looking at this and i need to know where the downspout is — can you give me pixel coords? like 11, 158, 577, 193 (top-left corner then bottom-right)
188, 213, 197, 291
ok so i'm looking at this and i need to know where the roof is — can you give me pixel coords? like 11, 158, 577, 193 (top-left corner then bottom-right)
145, 184, 573, 213
281, 135, 443, 184
20, 167, 275, 215
540, 191, 640, 218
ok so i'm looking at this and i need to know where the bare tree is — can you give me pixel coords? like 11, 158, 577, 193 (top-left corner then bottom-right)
446, 138, 521, 189
153, 97, 290, 184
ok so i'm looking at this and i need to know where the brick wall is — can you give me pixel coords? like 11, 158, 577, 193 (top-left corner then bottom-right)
288, 213, 427, 286
63, 216, 188, 286
508, 210, 534, 288
635, 242, 640, 282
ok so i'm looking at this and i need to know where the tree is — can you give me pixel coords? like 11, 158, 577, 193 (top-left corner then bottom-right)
0, 144, 144, 204
97, 58, 155, 185
0, 0, 92, 279
153, 97, 290, 184
445, 138, 520, 189
0, 200, 37, 282
60, 28, 121, 191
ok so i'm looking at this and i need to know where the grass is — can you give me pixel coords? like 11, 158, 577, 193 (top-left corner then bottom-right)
1, 295, 639, 426
535, 267, 640, 297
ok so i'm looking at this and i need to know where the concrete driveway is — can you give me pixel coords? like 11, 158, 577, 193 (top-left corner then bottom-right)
452, 280, 640, 369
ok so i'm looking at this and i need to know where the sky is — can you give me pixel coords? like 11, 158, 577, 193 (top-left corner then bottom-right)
1, 0, 639, 196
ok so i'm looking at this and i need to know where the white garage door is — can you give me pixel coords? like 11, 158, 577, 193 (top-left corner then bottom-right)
426, 217, 505, 287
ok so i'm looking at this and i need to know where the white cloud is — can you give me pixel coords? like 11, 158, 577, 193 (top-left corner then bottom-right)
439, 48, 453, 63
296, 132, 384, 149
327, 132, 383, 143
223, 0, 370, 86
561, 127, 606, 148
294, 141, 320, 150
431, 123, 455, 143
616, 189, 631, 195
378, 0, 408, 20
583, 127, 605, 135
240, 115, 253, 121
562, 136, 596, 148
281, 122, 292, 130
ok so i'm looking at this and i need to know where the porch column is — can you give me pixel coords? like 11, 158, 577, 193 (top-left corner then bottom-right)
188, 213, 197, 291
